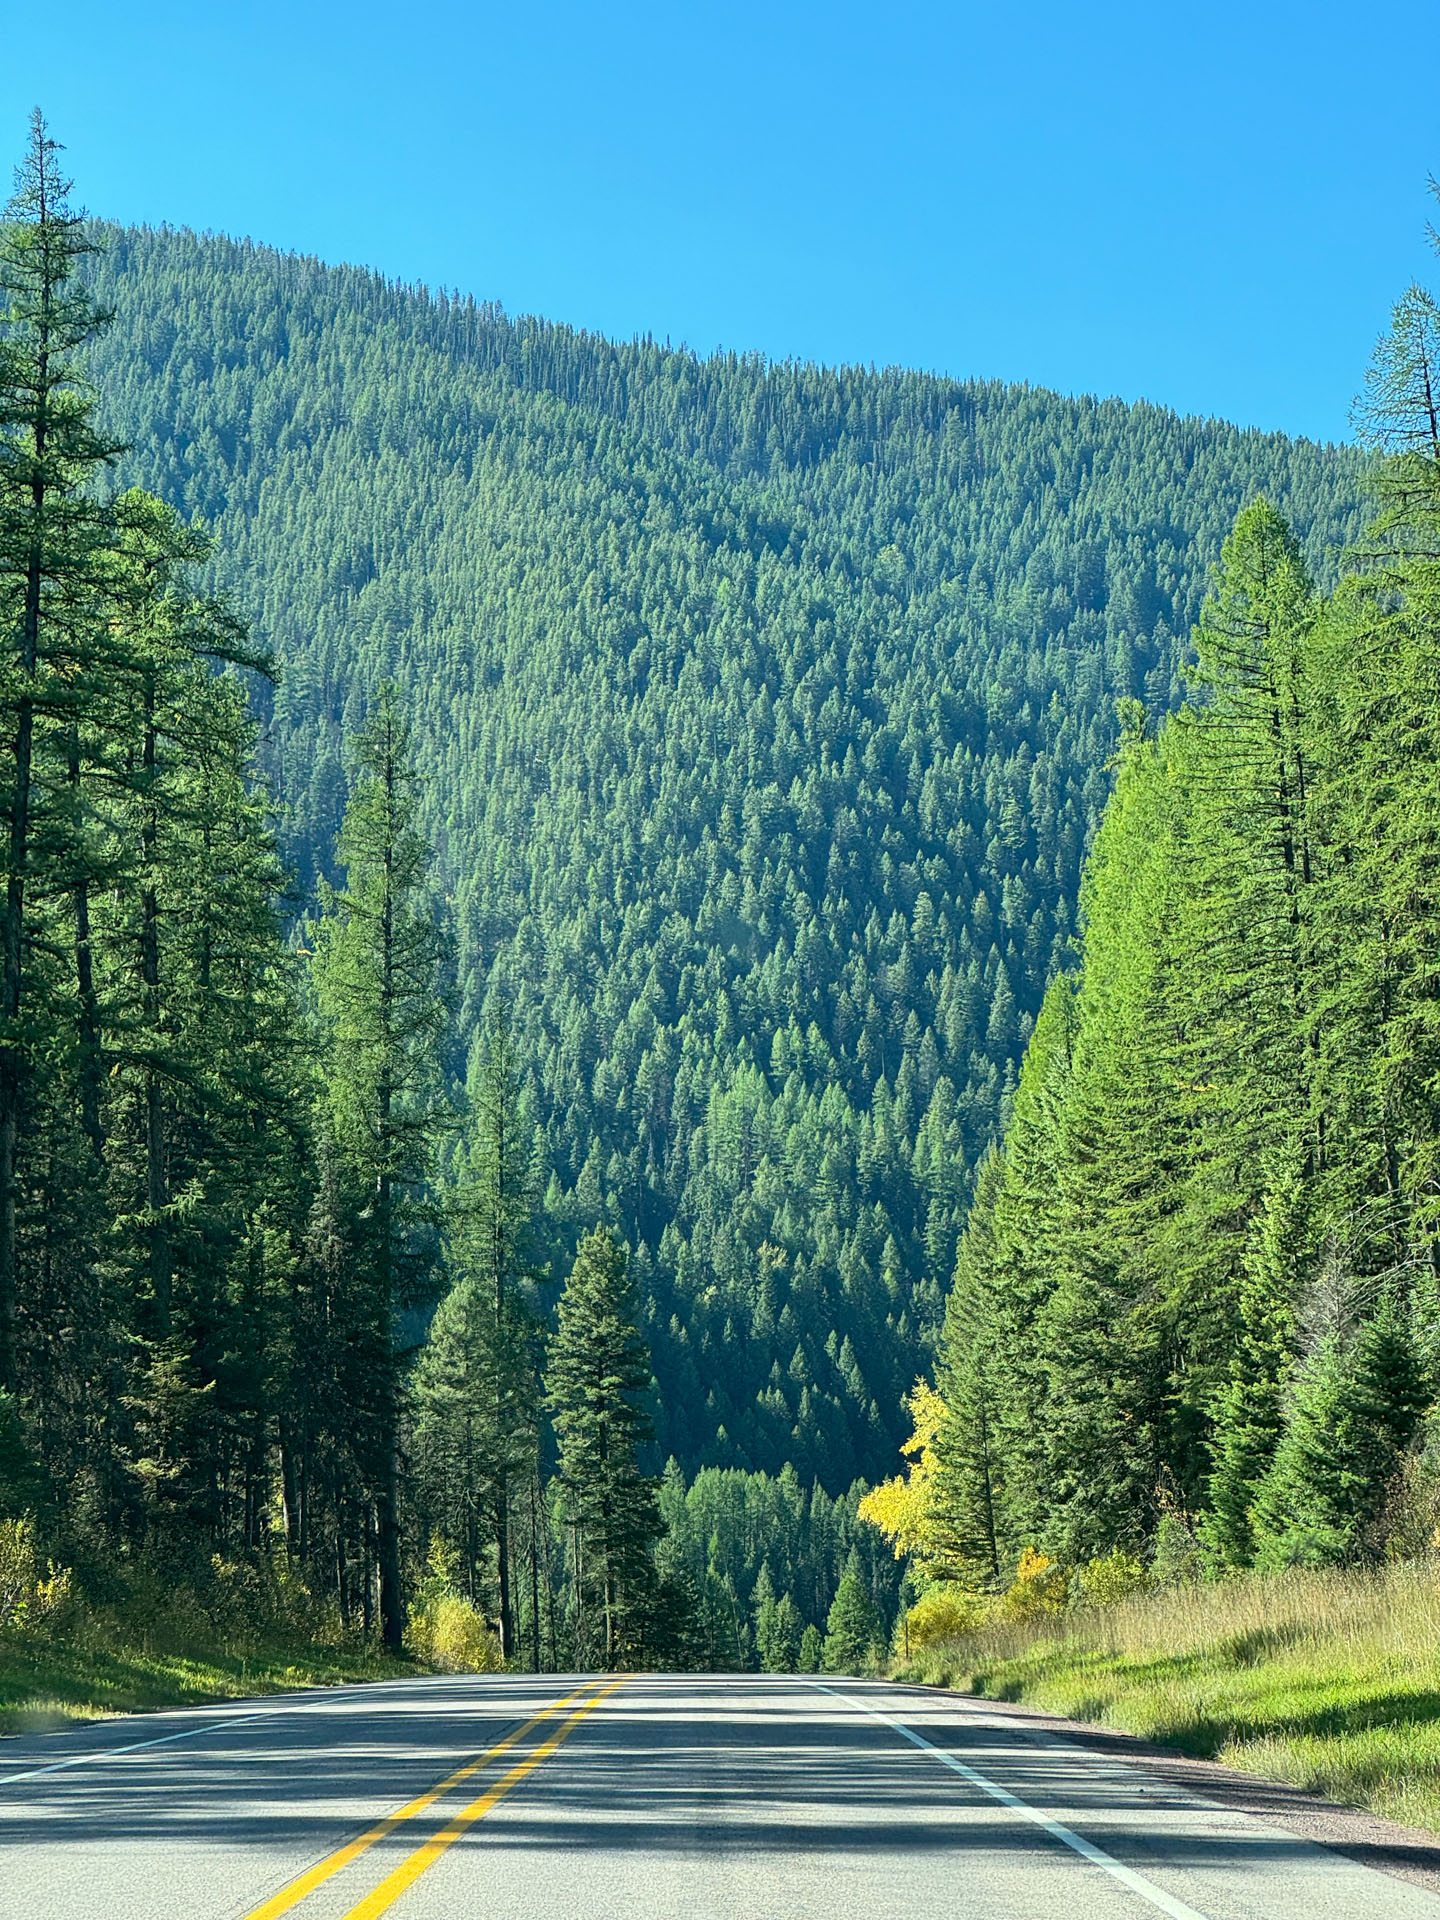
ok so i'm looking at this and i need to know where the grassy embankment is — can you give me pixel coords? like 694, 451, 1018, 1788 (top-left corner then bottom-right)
0, 1519, 425, 1735
0, 1634, 412, 1736
895, 1564, 1440, 1831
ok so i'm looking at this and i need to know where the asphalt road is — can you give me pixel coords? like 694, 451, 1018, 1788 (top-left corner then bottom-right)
2, 1672, 1439, 1920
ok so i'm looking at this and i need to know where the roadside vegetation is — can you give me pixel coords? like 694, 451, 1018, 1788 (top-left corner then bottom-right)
0, 1517, 417, 1734
850, 189, 1440, 1837
893, 1557, 1440, 1833
0, 116, 900, 1682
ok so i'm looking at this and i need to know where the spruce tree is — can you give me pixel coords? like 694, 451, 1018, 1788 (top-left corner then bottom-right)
1252, 1294, 1428, 1567
752, 1563, 802, 1671
1200, 1154, 1309, 1570
932, 1150, 1005, 1581
821, 1550, 884, 1675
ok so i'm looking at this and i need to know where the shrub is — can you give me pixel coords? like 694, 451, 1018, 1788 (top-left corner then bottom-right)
905, 1584, 992, 1648
1002, 1547, 1070, 1619
1381, 1449, 1440, 1561
1076, 1549, 1149, 1609
410, 1592, 503, 1673
1150, 1510, 1203, 1586
0, 1518, 73, 1635
405, 1537, 502, 1673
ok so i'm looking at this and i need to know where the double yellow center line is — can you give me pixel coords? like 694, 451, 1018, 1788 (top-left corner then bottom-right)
243, 1676, 624, 1920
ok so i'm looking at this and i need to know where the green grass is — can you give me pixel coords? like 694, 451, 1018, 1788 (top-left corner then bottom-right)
894, 1563, 1440, 1831
0, 1633, 415, 1736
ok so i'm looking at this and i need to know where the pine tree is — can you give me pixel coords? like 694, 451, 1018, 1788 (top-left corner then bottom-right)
103, 494, 271, 1339
546, 1226, 662, 1667
413, 1015, 543, 1659
309, 685, 450, 1650
0, 114, 122, 1386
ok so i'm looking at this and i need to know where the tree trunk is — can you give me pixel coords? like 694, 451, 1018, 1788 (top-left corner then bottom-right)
0, 576, 39, 1391
529, 1474, 542, 1672
495, 1481, 512, 1660
66, 729, 104, 1163
377, 1432, 404, 1653
141, 685, 168, 1330
336, 1521, 351, 1631
280, 1418, 302, 1550
374, 730, 405, 1655
361, 1514, 374, 1641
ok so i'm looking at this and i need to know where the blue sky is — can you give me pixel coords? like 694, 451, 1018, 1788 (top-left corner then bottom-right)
2, 0, 1435, 443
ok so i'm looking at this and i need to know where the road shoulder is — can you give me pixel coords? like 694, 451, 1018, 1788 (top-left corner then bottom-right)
889, 1680, 1440, 1901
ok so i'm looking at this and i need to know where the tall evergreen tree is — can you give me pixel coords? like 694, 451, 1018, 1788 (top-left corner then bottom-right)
413, 1014, 543, 1660
820, 1549, 885, 1674
309, 685, 449, 1650
546, 1226, 662, 1667
0, 114, 122, 1387
1199, 1151, 1311, 1570
1252, 1292, 1428, 1567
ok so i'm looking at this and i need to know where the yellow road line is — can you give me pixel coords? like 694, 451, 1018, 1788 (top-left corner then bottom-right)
339, 1676, 627, 1920
239, 1681, 603, 1920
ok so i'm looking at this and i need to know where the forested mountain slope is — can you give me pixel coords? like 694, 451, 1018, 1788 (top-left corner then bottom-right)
82, 226, 1365, 1486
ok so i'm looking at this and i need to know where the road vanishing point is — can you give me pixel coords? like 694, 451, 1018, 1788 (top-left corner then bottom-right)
3, 1672, 1439, 1919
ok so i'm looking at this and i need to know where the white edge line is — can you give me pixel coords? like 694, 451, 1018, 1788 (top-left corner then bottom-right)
0, 1707, 282, 1787
808, 1682, 1212, 1920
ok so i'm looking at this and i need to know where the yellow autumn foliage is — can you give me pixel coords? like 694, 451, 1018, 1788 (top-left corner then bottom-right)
904, 1583, 991, 1648
1002, 1547, 1071, 1618
858, 1380, 949, 1570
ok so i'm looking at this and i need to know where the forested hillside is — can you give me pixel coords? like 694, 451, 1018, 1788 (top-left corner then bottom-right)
865, 278, 1440, 1614
80, 226, 1364, 1485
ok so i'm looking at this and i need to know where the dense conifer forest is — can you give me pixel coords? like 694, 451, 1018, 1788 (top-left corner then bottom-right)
79, 213, 1362, 1501
867, 269, 1440, 1621
15, 104, 1437, 1677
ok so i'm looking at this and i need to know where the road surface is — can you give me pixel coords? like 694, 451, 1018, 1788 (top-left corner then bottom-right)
2, 1672, 1438, 1919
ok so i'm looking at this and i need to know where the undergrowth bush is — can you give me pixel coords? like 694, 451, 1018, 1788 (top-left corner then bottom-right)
905, 1584, 991, 1649
405, 1539, 502, 1673
0, 1518, 73, 1634
0, 1515, 380, 1671
1003, 1547, 1071, 1618
1074, 1549, 1149, 1609
899, 1543, 1138, 1649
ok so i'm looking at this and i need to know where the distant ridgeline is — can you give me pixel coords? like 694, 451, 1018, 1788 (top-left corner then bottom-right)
83, 227, 1364, 1487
